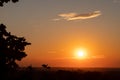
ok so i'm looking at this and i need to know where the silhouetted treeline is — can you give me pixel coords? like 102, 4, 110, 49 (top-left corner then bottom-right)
1, 67, 120, 80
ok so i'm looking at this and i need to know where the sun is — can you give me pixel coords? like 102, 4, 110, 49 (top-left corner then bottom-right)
74, 49, 87, 59
77, 51, 85, 57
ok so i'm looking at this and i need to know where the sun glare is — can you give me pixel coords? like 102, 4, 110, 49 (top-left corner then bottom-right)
77, 51, 84, 57
74, 49, 87, 59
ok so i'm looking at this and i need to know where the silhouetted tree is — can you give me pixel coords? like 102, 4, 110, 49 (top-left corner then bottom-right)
0, 24, 31, 71
0, 0, 19, 6
41, 64, 51, 71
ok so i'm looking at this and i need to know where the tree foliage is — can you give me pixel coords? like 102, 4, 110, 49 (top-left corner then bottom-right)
0, 24, 31, 70
0, 0, 19, 6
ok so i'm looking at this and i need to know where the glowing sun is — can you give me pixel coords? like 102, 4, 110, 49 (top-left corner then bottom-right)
77, 51, 85, 57
74, 49, 87, 59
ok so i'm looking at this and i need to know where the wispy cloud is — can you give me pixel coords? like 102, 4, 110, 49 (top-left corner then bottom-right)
53, 11, 101, 21
91, 55, 105, 59
54, 54, 105, 60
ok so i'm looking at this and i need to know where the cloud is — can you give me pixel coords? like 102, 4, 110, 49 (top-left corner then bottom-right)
91, 55, 105, 59
54, 11, 101, 21
52, 18, 61, 21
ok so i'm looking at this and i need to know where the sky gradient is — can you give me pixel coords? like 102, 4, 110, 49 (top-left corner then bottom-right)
0, 0, 120, 67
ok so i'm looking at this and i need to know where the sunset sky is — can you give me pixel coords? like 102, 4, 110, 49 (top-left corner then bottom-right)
0, 0, 120, 67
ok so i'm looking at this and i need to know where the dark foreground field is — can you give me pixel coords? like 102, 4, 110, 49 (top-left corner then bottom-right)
1, 67, 120, 80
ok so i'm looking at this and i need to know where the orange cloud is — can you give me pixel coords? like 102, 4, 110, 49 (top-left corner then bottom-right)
54, 11, 101, 21
91, 55, 105, 59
